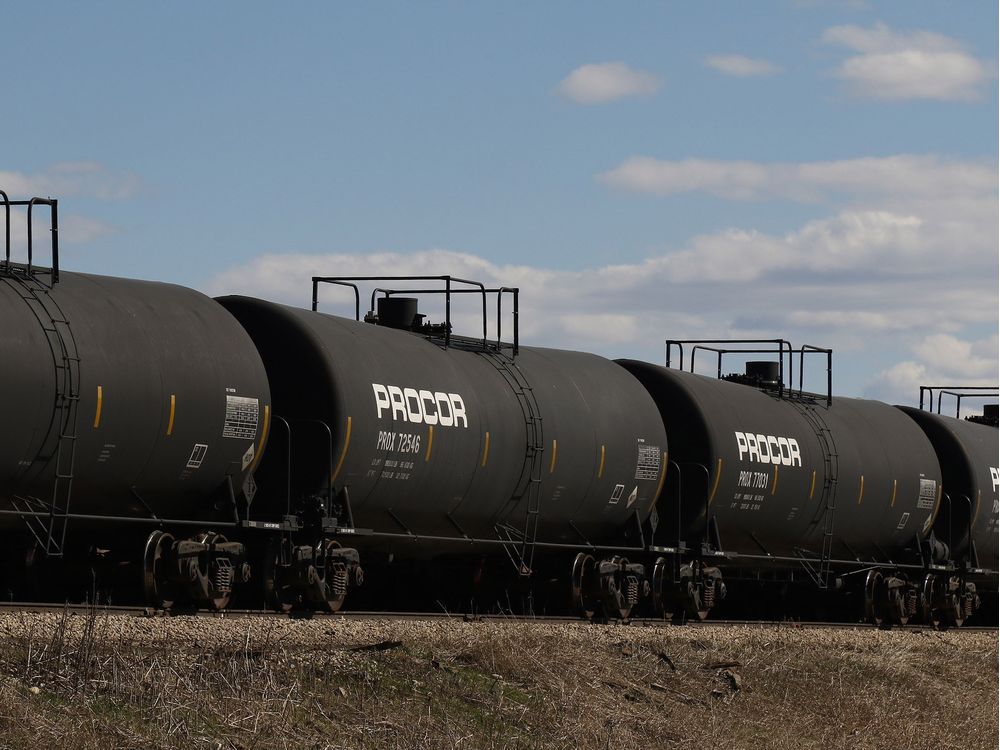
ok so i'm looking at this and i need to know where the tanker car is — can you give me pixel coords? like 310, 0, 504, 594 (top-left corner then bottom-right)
1, 194, 996, 625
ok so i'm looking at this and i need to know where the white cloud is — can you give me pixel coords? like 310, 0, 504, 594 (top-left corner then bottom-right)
2, 210, 117, 252
59, 215, 119, 244
598, 155, 996, 201
911, 333, 999, 381
0, 162, 141, 201
822, 21, 992, 101
554, 62, 660, 104
206, 150, 996, 406
1, 162, 135, 249
865, 334, 998, 408
704, 55, 780, 77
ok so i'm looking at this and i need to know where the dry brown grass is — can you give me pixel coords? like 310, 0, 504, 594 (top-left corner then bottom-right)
0, 610, 995, 749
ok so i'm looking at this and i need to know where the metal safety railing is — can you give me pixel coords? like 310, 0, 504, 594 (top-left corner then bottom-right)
311, 275, 520, 355
665, 338, 833, 406
918, 385, 998, 418
0, 191, 60, 284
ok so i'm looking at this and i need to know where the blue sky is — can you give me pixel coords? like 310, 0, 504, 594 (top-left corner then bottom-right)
1, 2, 997, 406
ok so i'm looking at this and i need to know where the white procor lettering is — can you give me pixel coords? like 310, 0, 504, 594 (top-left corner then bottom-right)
435, 392, 453, 427
788, 439, 801, 467
403, 388, 423, 424
767, 436, 781, 465
991, 467, 999, 494
372, 382, 469, 428
735, 432, 749, 461
451, 394, 468, 429
734, 430, 802, 467
778, 437, 791, 464
419, 389, 438, 425
372, 384, 391, 419
388, 386, 407, 422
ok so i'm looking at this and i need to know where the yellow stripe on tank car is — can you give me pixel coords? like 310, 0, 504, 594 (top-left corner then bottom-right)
330, 416, 353, 484
856, 475, 865, 505
166, 394, 176, 436
249, 404, 271, 473
890, 479, 897, 507
771, 466, 779, 496
597, 444, 606, 479
93, 385, 103, 429
809, 470, 817, 500
424, 425, 434, 462
549, 439, 558, 474
480, 431, 491, 467
650, 451, 669, 511
707, 458, 724, 506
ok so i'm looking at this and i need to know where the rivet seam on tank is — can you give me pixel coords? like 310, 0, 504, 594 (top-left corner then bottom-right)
250, 405, 271, 473
330, 416, 353, 484
770, 466, 779, 496
597, 444, 606, 479
480, 431, 491, 467
549, 439, 558, 474
856, 475, 865, 505
707, 458, 723, 506
889, 479, 897, 507
424, 425, 434, 462
809, 470, 817, 500
166, 394, 176, 436
93, 385, 103, 429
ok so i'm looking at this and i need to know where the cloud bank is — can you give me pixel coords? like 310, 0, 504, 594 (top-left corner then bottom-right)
205, 153, 997, 406
555, 62, 661, 104
704, 55, 781, 77
822, 21, 993, 101
0, 162, 142, 201
1, 162, 137, 248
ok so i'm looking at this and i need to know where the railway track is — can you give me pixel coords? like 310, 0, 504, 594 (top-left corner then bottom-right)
0, 601, 994, 631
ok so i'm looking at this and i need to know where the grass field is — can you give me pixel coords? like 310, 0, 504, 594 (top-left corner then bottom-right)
0, 610, 996, 749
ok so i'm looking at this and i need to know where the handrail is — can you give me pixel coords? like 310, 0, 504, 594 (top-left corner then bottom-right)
798, 344, 833, 407
665, 338, 835, 404
667, 339, 794, 397
918, 385, 998, 417
312, 279, 361, 319
496, 287, 519, 355
312, 275, 520, 355
0, 195, 59, 284
1, 189, 9, 271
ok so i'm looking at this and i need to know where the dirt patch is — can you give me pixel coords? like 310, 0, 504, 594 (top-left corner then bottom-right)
0, 610, 995, 749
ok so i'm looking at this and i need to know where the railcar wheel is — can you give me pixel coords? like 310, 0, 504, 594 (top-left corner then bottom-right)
864, 570, 885, 626
570, 553, 598, 619
142, 530, 176, 610
921, 574, 957, 627
651, 557, 673, 620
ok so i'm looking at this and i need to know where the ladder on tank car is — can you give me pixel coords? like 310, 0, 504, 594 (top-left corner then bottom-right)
1, 195, 78, 557
794, 401, 839, 587
482, 348, 545, 577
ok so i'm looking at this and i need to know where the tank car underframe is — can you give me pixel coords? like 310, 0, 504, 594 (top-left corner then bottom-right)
641, 456, 995, 626
643, 536, 995, 627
